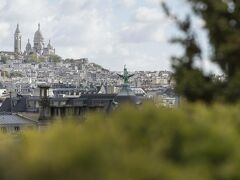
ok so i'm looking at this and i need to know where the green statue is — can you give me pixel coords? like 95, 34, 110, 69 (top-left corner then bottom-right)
118, 65, 134, 84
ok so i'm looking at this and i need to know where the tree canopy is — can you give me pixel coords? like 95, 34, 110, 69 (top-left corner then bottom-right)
163, 0, 240, 103
0, 55, 8, 64
0, 104, 240, 179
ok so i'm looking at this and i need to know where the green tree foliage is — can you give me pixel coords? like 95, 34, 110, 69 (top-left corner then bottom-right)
25, 54, 46, 63
0, 55, 8, 64
38, 56, 47, 62
27, 54, 38, 63
0, 104, 240, 179
189, 0, 240, 77
10, 71, 23, 78
0, 71, 9, 78
48, 54, 62, 63
162, 1, 240, 103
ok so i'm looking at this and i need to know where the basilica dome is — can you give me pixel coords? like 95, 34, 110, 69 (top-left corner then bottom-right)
26, 39, 31, 50
34, 24, 44, 44
47, 40, 53, 49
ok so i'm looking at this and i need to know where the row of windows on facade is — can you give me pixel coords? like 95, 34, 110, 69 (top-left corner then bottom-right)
1, 126, 20, 133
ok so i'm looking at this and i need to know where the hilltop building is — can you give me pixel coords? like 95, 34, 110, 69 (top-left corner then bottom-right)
13, 24, 56, 58
14, 24, 22, 54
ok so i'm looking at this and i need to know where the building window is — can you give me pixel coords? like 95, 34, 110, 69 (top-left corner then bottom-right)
0, 127, 7, 133
28, 101, 34, 108
14, 126, 20, 132
60, 101, 66, 106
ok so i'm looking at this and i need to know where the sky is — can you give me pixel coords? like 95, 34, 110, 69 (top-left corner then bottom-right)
0, 0, 216, 72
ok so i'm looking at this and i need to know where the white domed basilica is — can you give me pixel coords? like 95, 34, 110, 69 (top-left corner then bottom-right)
33, 24, 45, 54
14, 24, 56, 57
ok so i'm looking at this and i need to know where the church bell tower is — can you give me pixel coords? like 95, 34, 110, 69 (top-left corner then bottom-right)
14, 24, 22, 54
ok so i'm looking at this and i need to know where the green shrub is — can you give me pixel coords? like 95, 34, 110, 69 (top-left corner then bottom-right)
0, 103, 240, 179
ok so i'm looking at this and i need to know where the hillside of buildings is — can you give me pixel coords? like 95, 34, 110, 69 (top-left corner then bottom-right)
0, 52, 179, 107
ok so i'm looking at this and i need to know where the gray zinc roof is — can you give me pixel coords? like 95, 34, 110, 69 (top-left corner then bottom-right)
0, 113, 37, 126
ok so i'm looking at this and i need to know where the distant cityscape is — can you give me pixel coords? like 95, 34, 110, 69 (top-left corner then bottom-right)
0, 23, 226, 133
0, 24, 181, 132
1, 24, 178, 100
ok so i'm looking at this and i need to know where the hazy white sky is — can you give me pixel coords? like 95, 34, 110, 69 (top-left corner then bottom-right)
0, 0, 215, 71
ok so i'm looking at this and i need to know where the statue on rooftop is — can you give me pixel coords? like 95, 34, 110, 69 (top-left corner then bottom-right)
117, 65, 134, 84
